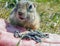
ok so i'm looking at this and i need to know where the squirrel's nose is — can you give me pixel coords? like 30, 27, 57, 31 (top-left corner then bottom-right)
18, 12, 23, 16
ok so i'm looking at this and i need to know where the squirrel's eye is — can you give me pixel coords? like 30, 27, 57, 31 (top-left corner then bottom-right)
29, 5, 32, 9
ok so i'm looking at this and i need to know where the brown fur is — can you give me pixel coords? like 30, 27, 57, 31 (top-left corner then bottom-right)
9, 0, 40, 30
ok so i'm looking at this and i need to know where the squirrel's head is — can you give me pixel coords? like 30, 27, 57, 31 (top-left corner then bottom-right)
11, 1, 36, 21
9, 0, 38, 26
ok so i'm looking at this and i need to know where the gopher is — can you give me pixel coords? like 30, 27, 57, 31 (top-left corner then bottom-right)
9, 0, 40, 30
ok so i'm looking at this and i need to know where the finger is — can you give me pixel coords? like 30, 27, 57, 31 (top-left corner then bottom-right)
0, 30, 20, 46
0, 30, 41, 46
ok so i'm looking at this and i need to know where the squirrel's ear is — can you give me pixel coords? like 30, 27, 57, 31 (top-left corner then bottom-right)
33, 2, 37, 8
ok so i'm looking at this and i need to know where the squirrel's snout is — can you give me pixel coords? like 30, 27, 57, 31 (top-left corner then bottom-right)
18, 12, 23, 16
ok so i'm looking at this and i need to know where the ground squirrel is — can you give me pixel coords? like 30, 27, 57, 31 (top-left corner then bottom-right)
9, 0, 40, 30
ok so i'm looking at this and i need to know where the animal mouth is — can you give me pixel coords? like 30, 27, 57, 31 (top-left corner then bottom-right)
18, 12, 25, 20
19, 17, 24, 20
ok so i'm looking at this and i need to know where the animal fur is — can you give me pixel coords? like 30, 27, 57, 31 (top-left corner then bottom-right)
9, 0, 40, 30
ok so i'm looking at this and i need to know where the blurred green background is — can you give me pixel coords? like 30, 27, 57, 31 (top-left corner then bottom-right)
0, 0, 60, 34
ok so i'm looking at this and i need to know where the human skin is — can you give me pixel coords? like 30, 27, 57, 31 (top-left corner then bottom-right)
0, 19, 60, 46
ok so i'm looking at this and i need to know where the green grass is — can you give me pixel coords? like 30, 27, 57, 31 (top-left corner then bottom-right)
0, 0, 60, 34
